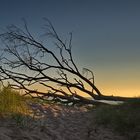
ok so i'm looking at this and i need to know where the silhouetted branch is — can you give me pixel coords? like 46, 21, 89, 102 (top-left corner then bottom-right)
0, 20, 136, 105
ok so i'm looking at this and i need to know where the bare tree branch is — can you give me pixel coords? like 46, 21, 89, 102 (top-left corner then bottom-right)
0, 20, 137, 105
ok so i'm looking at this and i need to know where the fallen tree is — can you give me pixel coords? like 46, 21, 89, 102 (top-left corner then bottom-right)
0, 20, 138, 105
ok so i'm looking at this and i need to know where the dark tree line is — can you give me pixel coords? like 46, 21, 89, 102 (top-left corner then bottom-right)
0, 20, 137, 105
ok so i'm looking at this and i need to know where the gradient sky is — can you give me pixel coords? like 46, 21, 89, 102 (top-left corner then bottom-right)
0, 0, 140, 97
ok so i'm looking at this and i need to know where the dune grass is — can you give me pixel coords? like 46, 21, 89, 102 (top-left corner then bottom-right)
0, 86, 30, 116
94, 99, 140, 135
0, 86, 55, 127
0, 86, 34, 127
0, 86, 47, 128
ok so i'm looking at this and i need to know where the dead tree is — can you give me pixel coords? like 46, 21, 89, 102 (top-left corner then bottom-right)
0, 20, 137, 105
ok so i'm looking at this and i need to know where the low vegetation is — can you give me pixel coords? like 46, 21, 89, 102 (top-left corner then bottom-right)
0, 86, 30, 116
95, 99, 140, 135
0, 86, 56, 127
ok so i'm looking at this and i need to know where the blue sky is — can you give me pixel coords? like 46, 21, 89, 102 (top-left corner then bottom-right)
0, 0, 140, 96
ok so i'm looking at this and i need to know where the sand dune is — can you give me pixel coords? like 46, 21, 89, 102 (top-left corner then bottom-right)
0, 104, 126, 140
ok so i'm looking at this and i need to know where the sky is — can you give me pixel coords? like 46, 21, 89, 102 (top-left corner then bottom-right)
0, 0, 140, 97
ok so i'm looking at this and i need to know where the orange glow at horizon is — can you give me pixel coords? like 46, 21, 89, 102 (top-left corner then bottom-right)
29, 63, 140, 98
31, 82, 140, 98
